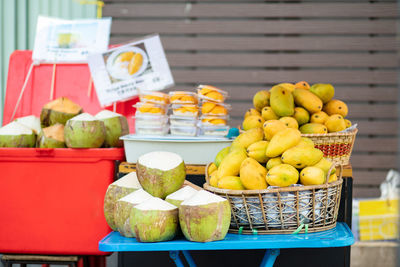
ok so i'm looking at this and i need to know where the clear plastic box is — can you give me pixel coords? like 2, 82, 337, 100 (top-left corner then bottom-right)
200, 125, 230, 137
135, 124, 169, 136
170, 125, 198, 136
169, 115, 198, 127
200, 115, 229, 126
134, 114, 168, 127
201, 101, 231, 116
197, 85, 228, 103
134, 102, 168, 115
171, 104, 199, 117
139, 91, 169, 104
169, 91, 199, 104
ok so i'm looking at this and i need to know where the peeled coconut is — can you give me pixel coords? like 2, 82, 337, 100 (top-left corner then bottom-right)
165, 186, 198, 207
36, 123, 66, 148
136, 151, 186, 199
179, 190, 231, 242
64, 113, 106, 148
40, 97, 83, 127
0, 121, 36, 147
103, 172, 142, 230
95, 110, 129, 148
130, 197, 179, 242
15, 115, 41, 135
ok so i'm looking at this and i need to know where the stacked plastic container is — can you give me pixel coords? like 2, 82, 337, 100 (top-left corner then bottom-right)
169, 91, 200, 136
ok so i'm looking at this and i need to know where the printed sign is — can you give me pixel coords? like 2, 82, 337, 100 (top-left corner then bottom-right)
88, 34, 174, 107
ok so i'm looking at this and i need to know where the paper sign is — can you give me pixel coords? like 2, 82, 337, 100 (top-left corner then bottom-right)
88, 34, 174, 107
32, 16, 111, 63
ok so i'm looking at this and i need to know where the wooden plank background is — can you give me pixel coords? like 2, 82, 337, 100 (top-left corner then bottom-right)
104, 0, 398, 198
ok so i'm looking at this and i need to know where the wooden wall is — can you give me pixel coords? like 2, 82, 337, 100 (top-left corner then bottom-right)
104, 0, 399, 198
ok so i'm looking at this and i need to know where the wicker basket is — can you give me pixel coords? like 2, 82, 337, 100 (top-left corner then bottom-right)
203, 164, 343, 234
301, 128, 357, 166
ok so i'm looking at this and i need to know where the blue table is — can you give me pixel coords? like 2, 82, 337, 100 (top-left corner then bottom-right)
99, 222, 354, 267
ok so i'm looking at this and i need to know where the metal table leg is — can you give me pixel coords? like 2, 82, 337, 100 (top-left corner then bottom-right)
182, 251, 196, 267
169, 251, 185, 267
260, 249, 280, 267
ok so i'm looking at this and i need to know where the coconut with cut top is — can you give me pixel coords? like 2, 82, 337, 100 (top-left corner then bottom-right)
165, 186, 198, 207
40, 97, 83, 127
36, 123, 66, 148
64, 113, 106, 148
179, 190, 231, 242
114, 189, 153, 237
103, 172, 142, 230
0, 121, 36, 147
15, 115, 41, 135
130, 197, 179, 242
95, 110, 129, 148
136, 151, 186, 199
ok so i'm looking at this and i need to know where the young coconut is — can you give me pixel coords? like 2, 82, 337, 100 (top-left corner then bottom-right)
64, 113, 106, 148
103, 172, 142, 230
15, 115, 41, 135
114, 189, 153, 237
179, 190, 231, 242
40, 97, 83, 127
136, 151, 186, 199
130, 197, 179, 242
36, 123, 66, 148
0, 121, 36, 147
165, 186, 198, 207
95, 110, 129, 148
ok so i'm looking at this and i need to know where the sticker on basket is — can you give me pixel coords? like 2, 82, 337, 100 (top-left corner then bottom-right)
88, 34, 174, 107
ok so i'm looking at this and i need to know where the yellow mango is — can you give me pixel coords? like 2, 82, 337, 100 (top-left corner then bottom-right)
269, 85, 295, 117
325, 114, 346, 133
300, 167, 326, 185
277, 83, 296, 93
345, 119, 352, 128
253, 90, 270, 111
242, 115, 265, 131
310, 111, 329, 124
293, 88, 323, 114
209, 170, 219, 187
261, 106, 279, 121
266, 164, 299, 187
244, 108, 261, 119
279, 116, 299, 129
201, 102, 216, 113
296, 137, 315, 148
281, 146, 323, 169
217, 148, 248, 180
266, 157, 282, 170
299, 123, 328, 134
295, 81, 310, 90
262, 120, 287, 141
323, 99, 348, 117
214, 146, 230, 167
218, 176, 245, 190
328, 173, 338, 183
208, 163, 217, 175
266, 128, 301, 157
231, 127, 264, 150
292, 107, 310, 126
239, 158, 268, 190
313, 158, 336, 177
206, 91, 224, 101
247, 140, 269, 163
310, 83, 335, 104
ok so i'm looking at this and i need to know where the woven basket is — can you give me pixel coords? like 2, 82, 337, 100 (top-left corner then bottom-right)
203, 164, 343, 234
301, 128, 357, 166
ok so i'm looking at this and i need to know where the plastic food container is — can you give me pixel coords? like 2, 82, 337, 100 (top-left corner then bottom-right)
201, 101, 231, 116
200, 125, 230, 137
169, 91, 199, 104
200, 115, 229, 126
197, 85, 228, 103
134, 102, 168, 115
134, 114, 168, 127
135, 124, 169, 136
171, 104, 199, 117
170, 125, 198, 136
139, 90, 169, 104
169, 115, 198, 127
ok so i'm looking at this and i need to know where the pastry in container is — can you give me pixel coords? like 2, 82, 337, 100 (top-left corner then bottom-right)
197, 85, 228, 103
139, 91, 169, 104
200, 125, 230, 137
134, 102, 168, 115
201, 101, 230, 116
170, 125, 198, 137
134, 114, 168, 127
200, 115, 229, 126
171, 104, 199, 117
135, 124, 169, 136
169, 91, 198, 105
169, 115, 198, 127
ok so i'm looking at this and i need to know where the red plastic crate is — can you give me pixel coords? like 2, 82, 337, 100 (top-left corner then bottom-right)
0, 50, 133, 255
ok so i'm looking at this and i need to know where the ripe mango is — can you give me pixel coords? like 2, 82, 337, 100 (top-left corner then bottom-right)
218, 176, 245, 190
266, 157, 282, 170
217, 148, 248, 180
325, 114, 346, 133
206, 91, 224, 102
262, 120, 287, 141
266, 164, 299, 187
266, 128, 301, 157
281, 146, 323, 169
293, 88, 323, 114
261, 106, 279, 121
242, 115, 265, 131
328, 173, 338, 183
231, 127, 264, 150
270, 85, 295, 117
202, 102, 216, 113
214, 146, 230, 167
244, 108, 261, 119
345, 119, 352, 128
208, 163, 218, 175
279, 117, 299, 129
297, 137, 315, 148
295, 81, 310, 90
209, 170, 219, 187
239, 158, 268, 190
277, 83, 296, 93
300, 167, 326, 185
253, 90, 270, 111
313, 158, 336, 177
310, 83, 335, 104
247, 140, 269, 163
299, 123, 328, 134
323, 99, 348, 117
292, 107, 310, 125
310, 111, 329, 124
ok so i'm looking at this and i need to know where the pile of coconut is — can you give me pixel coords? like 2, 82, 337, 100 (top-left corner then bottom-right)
0, 97, 128, 148
104, 151, 231, 243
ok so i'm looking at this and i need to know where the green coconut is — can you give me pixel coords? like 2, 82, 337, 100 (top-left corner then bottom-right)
136, 151, 186, 199
114, 189, 153, 237
165, 186, 198, 207
64, 113, 106, 148
40, 97, 83, 127
130, 197, 179, 242
95, 110, 129, 148
0, 121, 36, 147
15, 115, 41, 135
179, 190, 231, 242
103, 172, 142, 231
36, 123, 66, 148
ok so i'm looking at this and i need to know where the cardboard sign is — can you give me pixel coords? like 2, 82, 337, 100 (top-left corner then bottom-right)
88, 34, 174, 107
32, 16, 111, 63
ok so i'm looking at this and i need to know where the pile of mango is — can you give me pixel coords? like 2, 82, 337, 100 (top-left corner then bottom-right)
208, 127, 338, 190
243, 82, 351, 134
